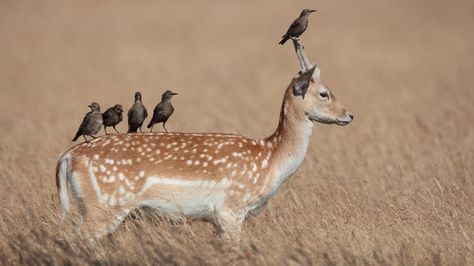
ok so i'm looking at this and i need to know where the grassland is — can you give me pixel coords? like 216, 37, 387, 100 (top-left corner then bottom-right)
0, 0, 473, 264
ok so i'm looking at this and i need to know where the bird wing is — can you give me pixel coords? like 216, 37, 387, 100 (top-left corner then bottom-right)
152, 103, 168, 121
75, 112, 91, 136
285, 19, 301, 36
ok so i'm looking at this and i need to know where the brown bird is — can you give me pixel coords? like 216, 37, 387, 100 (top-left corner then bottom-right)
102, 104, 123, 135
72, 102, 103, 143
147, 90, 178, 133
279, 9, 316, 45
127, 92, 148, 133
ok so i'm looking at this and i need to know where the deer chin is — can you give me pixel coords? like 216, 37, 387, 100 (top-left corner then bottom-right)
306, 112, 338, 125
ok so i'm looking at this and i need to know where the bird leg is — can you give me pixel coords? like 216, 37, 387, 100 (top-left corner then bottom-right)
290, 36, 300, 42
82, 135, 90, 143
139, 127, 143, 133
162, 122, 168, 133
104, 127, 109, 135
113, 126, 119, 134
149, 125, 154, 133
90, 135, 97, 139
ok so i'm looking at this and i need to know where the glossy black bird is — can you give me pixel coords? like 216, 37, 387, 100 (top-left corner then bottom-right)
102, 104, 123, 135
127, 92, 148, 133
147, 90, 178, 133
72, 102, 103, 143
279, 9, 316, 45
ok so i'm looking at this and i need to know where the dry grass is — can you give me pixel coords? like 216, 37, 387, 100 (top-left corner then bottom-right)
0, 0, 473, 265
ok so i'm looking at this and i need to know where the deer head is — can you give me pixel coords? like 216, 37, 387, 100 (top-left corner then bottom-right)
290, 40, 353, 126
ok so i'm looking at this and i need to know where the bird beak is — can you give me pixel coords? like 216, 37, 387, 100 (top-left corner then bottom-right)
172, 92, 178, 95
310, 9, 317, 13
88, 105, 92, 108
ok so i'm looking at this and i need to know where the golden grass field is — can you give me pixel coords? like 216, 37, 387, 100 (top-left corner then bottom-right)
0, 0, 473, 264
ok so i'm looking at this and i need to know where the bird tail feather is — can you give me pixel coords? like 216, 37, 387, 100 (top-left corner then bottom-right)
279, 35, 289, 45
72, 133, 80, 142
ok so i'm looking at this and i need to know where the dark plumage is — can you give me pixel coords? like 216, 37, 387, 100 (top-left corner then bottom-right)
72, 102, 103, 143
127, 92, 148, 133
102, 104, 123, 134
279, 9, 316, 45
147, 90, 178, 133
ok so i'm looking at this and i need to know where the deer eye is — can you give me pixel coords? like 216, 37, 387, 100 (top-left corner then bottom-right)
319, 91, 329, 99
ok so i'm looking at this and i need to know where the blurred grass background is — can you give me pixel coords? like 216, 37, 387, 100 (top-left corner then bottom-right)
0, 0, 473, 264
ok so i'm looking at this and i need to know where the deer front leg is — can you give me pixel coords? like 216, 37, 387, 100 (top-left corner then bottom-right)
215, 208, 246, 242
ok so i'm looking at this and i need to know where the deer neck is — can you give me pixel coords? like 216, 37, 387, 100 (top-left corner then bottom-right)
262, 91, 313, 196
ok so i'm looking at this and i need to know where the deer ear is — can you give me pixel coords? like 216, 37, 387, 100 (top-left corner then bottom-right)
293, 66, 316, 99
313, 65, 321, 79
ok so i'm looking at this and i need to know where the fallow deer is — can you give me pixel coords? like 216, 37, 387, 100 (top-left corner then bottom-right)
56, 39, 353, 241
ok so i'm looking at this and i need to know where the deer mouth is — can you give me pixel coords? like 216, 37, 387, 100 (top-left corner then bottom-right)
335, 116, 352, 126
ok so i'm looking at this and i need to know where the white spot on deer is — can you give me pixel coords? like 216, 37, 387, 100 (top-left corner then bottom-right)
194, 160, 200, 166
93, 154, 100, 160
213, 157, 227, 165
112, 166, 117, 171
252, 163, 257, 172
203, 162, 208, 167
262, 159, 268, 168
166, 144, 172, 149
119, 186, 125, 194
107, 175, 116, 183
99, 165, 106, 172
105, 159, 114, 165
186, 160, 193, 166
119, 173, 125, 181
139, 171, 145, 178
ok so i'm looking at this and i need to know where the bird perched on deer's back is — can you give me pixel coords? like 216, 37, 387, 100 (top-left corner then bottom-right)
279, 9, 316, 45
127, 92, 148, 133
72, 102, 103, 143
102, 104, 123, 135
147, 90, 178, 133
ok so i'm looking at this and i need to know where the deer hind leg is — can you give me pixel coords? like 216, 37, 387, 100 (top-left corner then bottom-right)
215, 208, 247, 242
82, 205, 134, 241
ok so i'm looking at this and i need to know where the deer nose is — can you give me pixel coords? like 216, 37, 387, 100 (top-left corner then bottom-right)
348, 112, 354, 120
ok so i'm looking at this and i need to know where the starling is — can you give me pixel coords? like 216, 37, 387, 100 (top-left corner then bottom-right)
102, 104, 123, 134
127, 92, 148, 133
279, 9, 316, 45
72, 102, 103, 143
147, 90, 178, 133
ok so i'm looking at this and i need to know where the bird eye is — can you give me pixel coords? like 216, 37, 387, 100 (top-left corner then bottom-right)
319, 92, 328, 98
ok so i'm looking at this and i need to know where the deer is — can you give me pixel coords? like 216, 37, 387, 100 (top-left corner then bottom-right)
56, 39, 353, 241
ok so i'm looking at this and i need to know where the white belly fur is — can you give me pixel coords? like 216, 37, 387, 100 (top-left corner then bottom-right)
138, 176, 231, 219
